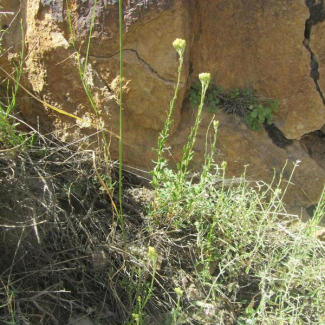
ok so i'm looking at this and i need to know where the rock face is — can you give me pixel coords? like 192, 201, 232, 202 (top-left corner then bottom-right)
190, 0, 325, 140
308, 0, 325, 107
1, 0, 324, 211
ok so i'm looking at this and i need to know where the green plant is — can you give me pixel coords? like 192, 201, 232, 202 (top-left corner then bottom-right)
179, 73, 211, 177
151, 38, 186, 198
187, 161, 324, 325
307, 184, 325, 232
230, 86, 241, 99
188, 82, 222, 113
66, 0, 126, 243
0, 21, 32, 148
0, 280, 19, 325
151, 70, 211, 222
152, 50, 324, 323
171, 287, 184, 325
188, 82, 279, 131
118, 0, 124, 238
245, 99, 279, 131
127, 247, 158, 325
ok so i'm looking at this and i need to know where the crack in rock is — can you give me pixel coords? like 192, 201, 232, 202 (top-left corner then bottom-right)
90, 49, 178, 85
264, 124, 294, 149
303, 0, 325, 105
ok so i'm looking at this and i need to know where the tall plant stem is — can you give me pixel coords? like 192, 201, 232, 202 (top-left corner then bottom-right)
119, 0, 125, 244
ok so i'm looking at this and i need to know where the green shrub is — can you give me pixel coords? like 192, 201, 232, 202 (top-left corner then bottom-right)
245, 99, 279, 131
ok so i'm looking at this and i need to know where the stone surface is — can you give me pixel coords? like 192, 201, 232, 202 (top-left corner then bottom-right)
190, 0, 325, 140
0, 0, 324, 210
300, 131, 325, 170
170, 106, 325, 209
311, 20, 325, 103
0, 0, 24, 52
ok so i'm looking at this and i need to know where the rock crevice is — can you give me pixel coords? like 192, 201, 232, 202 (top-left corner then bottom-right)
304, 0, 325, 105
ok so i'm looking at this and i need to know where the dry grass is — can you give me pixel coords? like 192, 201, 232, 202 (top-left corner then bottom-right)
0, 133, 156, 325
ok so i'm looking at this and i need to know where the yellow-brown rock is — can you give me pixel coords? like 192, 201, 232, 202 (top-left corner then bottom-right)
0, 0, 324, 212
190, 0, 325, 140
311, 21, 325, 106
170, 106, 325, 210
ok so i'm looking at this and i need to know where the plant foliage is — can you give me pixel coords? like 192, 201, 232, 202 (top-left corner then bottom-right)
188, 82, 279, 131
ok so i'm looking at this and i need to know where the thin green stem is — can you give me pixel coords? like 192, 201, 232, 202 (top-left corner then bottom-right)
141, 262, 157, 309
119, 0, 125, 244
0, 20, 27, 148
180, 81, 209, 177
152, 53, 184, 193
83, 0, 97, 75
65, 0, 125, 241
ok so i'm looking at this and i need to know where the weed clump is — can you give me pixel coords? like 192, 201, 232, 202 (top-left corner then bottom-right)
188, 82, 279, 131
150, 41, 324, 325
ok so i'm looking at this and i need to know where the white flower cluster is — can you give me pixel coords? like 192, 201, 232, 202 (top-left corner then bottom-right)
173, 38, 186, 55
199, 72, 211, 85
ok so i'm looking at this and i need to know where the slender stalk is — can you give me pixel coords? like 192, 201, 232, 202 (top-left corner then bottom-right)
83, 0, 97, 75
118, 0, 125, 243
65, 0, 125, 242
151, 39, 186, 196
179, 77, 209, 177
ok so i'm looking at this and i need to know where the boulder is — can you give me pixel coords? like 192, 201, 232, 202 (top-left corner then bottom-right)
190, 0, 325, 140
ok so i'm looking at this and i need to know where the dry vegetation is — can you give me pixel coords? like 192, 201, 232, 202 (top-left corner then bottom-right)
0, 6, 324, 324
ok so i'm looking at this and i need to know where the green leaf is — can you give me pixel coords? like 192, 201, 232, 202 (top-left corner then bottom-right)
245, 307, 255, 317
251, 110, 258, 118
252, 121, 261, 131
245, 115, 253, 123
231, 87, 240, 99
243, 88, 253, 97
267, 114, 274, 124
207, 106, 218, 113
194, 81, 201, 90
270, 99, 279, 112
258, 115, 265, 124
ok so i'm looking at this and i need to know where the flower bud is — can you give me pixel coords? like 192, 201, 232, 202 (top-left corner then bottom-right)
213, 120, 219, 129
199, 72, 211, 86
221, 161, 227, 169
132, 313, 140, 324
174, 287, 184, 297
173, 38, 186, 55
147, 246, 158, 262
